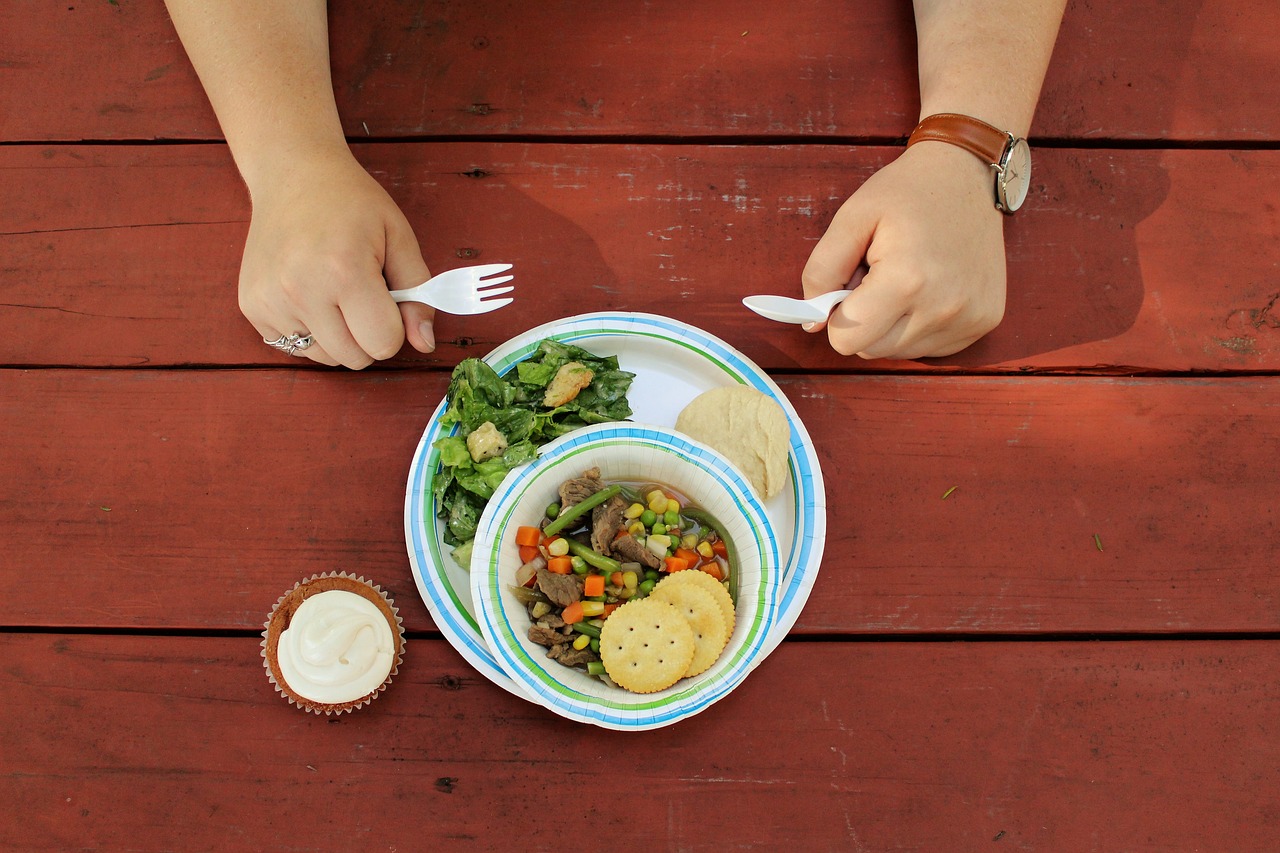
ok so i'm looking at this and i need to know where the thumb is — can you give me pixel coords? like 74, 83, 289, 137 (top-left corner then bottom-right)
384, 213, 436, 353
800, 193, 876, 334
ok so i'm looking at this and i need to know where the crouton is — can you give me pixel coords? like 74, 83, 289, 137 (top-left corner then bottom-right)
466, 420, 508, 463
542, 361, 595, 407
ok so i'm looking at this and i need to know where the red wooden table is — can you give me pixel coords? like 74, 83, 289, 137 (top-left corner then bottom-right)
4, 1, 1279, 849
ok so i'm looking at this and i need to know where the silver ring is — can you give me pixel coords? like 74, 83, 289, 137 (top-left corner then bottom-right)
264, 332, 314, 356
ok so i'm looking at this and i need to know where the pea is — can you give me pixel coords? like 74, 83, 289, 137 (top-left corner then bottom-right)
639, 579, 656, 594
663, 509, 680, 527
546, 502, 561, 520
640, 509, 657, 528
644, 569, 659, 581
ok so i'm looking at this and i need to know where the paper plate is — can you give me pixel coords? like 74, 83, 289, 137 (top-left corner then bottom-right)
472, 423, 781, 730
405, 312, 825, 695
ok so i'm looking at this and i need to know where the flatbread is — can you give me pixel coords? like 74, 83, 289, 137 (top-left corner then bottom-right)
675, 386, 790, 499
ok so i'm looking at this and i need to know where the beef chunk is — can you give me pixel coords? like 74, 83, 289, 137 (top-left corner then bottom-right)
547, 644, 599, 668
590, 495, 628, 555
528, 624, 571, 647
558, 467, 604, 510
610, 533, 662, 570
536, 567, 583, 607
538, 612, 566, 630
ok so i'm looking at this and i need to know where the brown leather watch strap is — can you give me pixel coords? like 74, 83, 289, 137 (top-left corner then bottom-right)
907, 113, 1010, 166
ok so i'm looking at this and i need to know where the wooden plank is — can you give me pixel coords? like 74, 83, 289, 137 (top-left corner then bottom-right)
4, 634, 1277, 850
4, 143, 1280, 372
4, 370, 1279, 634
3, 0, 1279, 142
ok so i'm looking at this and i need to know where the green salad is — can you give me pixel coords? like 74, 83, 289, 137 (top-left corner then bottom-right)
432, 339, 635, 567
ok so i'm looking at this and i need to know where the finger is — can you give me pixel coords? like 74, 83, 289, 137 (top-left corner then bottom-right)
304, 305, 376, 370
298, 339, 341, 367
338, 282, 405, 362
802, 264, 867, 335
383, 213, 436, 354
822, 269, 913, 357
864, 327, 984, 361
802, 195, 876, 301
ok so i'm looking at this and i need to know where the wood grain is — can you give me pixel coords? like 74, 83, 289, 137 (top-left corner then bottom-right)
4, 144, 1279, 372
4, 370, 1277, 634
3, 1, 1277, 142
4, 634, 1276, 851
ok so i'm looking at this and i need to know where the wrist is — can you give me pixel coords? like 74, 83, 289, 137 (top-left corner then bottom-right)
907, 113, 1031, 214
237, 136, 355, 202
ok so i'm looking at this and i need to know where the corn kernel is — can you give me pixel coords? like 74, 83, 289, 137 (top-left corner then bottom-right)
546, 537, 569, 557
572, 633, 591, 650
683, 533, 699, 550
665, 498, 680, 514
648, 494, 668, 513
622, 570, 638, 590
581, 600, 605, 617
628, 521, 645, 537
531, 601, 552, 619
624, 502, 645, 519
646, 489, 665, 505
697, 540, 715, 558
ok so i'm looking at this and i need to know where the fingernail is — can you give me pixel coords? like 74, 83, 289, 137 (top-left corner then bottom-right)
418, 321, 436, 352
802, 322, 817, 332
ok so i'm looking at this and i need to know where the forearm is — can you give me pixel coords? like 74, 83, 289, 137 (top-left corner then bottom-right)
913, 0, 1067, 135
163, 0, 349, 195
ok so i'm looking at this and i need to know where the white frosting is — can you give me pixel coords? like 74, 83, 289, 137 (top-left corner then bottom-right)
277, 589, 396, 704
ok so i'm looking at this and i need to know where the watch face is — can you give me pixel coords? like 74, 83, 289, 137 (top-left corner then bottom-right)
997, 138, 1032, 212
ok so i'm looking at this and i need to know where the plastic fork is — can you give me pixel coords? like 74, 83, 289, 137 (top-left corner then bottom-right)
390, 263, 515, 314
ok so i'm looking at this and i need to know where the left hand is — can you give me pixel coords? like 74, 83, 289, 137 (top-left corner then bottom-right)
801, 141, 1008, 359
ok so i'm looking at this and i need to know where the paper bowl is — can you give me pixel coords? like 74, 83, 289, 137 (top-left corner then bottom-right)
471, 422, 782, 730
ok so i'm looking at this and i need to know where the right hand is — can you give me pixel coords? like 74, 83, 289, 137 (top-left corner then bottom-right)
239, 151, 436, 368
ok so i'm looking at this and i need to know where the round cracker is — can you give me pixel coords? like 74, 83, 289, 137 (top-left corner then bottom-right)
658, 569, 736, 644
599, 598, 695, 694
675, 385, 790, 499
649, 581, 727, 678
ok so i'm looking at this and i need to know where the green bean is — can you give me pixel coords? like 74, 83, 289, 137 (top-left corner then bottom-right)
587, 661, 607, 676
542, 485, 623, 536
572, 622, 601, 638
564, 538, 623, 574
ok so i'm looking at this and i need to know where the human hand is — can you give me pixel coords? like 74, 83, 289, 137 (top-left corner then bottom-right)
239, 152, 435, 368
801, 142, 1007, 359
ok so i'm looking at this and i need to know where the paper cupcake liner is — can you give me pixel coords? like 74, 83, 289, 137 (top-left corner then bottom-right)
261, 571, 405, 716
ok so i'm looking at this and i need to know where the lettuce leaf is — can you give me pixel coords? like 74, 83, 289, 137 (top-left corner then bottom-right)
432, 340, 635, 559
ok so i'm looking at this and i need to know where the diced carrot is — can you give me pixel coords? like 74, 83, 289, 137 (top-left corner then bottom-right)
515, 526, 543, 547
664, 556, 689, 573
603, 603, 621, 618
675, 547, 700, 566
583, 574, 605, 597
518, 545, 540, 564
609, 571, 624, 587
710, 539, 728, 558
547, 556, 573, 575
561, 601, 584, 624
701, 561, 724, 581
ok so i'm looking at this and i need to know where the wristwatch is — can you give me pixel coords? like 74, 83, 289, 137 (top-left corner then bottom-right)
906, 113, 1032, 215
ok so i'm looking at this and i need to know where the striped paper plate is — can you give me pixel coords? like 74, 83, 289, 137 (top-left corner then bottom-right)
404, 312, 825, 699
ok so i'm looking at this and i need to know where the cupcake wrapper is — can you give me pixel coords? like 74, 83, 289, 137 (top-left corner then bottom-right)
261, 571, 405, 715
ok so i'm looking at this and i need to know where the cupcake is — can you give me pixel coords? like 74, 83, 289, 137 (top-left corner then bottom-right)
261, 572, 405, 715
